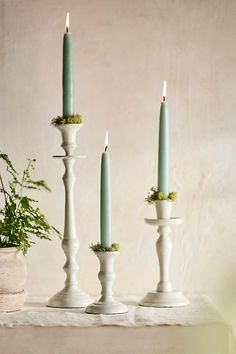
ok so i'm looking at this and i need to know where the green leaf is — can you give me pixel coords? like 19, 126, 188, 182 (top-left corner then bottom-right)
0, 154, 17, 174
26, 180, 51, 192
20, 197, 29, 209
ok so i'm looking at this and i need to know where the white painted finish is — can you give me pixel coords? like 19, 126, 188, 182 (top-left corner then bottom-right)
85, 252, 128, 314
55, 124, 83, 156
156, 225, 173, 292
140, 291, 189, 308
155, 200, 172, 219
140, 201, 189, 307
156, 201, 173, 292
0, 248, 26, 312
145, 217, 183, 226
48, 125, 92, 308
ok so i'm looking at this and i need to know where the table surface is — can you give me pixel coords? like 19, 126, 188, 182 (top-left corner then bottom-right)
0, 294, 226, 328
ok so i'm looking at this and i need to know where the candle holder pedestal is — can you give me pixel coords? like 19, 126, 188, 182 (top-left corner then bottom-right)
85, 251, 128, 314
140, 200, 189, 308
48, 124, 92, 308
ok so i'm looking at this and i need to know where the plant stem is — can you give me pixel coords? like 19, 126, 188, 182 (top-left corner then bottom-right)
0, 172, 7, 205
16, 161, 31, 213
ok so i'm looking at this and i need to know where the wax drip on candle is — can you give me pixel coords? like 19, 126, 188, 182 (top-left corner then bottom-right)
162, 81, 167, 102
65, 12, 70, 33
104, 131, 109, 152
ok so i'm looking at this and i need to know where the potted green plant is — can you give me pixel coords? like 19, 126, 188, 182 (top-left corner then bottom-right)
0, 153, 61, 312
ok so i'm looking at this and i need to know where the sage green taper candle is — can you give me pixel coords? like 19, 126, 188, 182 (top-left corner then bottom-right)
63, 13, 73, 117
100, 132, 112, 248
158, 81, 169, 196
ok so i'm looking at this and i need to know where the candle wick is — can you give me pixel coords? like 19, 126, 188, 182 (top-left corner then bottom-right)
163, 96, 166, 102
65, 26, 69, 33
105, 146, 108, 152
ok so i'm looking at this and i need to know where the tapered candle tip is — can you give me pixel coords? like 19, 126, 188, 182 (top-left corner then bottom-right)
104, 131, 109, 151
65, 12, 70, 32
162, 81, 167, 101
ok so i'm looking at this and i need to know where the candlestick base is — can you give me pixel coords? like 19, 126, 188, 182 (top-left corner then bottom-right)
85, 300, 128, 315
47, 286, 93, 308
140, 291, 189, 308
85, 251, 128, 315
140, 200, 189, 308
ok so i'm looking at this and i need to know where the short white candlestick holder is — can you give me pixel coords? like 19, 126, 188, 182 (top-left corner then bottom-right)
48, 124, 92, 308
85, 251, 128, 314
140, 200, 189, 308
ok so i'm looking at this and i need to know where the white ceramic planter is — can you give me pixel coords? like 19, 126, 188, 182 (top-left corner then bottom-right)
0, 247, 26, 312
85, 251, 128, 314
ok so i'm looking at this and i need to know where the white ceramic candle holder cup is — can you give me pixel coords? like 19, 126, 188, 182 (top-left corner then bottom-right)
85, 251, 128, 315
140, 200, 189, 308
47, 124, 92, 308
56, 124, 83, 156
155, 200, 172, 219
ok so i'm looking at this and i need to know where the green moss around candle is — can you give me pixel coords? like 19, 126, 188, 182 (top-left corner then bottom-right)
51, 114, 82, 125
90, 242, 120, 252
146, 187, 177, 204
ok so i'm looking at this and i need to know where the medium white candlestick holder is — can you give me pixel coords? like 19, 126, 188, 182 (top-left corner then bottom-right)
48, 124, 92, 308
140, 200, 189, 308
85, 251, 128, 314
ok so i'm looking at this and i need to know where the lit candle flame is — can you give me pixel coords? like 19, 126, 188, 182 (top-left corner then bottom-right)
65, 12, 70, 32
162, 81, 167, 101
104, 131, 109, 151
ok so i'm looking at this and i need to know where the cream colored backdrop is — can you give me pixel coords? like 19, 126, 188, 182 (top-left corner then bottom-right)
0, 0, 236, 321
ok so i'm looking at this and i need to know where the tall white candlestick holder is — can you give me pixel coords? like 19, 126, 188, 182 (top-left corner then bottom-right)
48, 124, 92, 308
140, 200, 189, 308
85, 251, 128, 314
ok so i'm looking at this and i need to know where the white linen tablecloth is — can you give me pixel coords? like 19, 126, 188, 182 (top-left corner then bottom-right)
0, 295, 235, 354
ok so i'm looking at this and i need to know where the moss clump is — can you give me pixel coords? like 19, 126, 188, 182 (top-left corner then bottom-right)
51, 114, 82, 125
90, 242, 120, 252
146, 187, 177, 204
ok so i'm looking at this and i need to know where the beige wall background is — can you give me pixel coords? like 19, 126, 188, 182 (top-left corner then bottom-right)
0, 0, 236, 322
